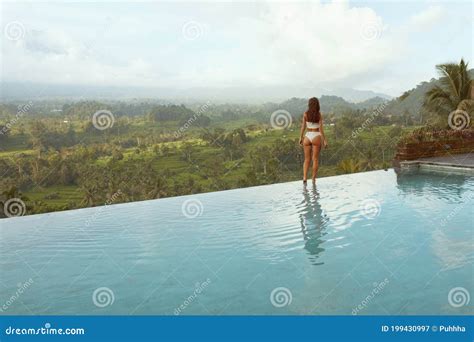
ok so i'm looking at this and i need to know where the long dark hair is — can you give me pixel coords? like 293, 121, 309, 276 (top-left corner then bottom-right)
306, 97, 321, 123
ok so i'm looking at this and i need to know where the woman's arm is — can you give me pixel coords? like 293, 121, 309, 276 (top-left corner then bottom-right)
320, 115, 328, 148
299, 113, 306, 145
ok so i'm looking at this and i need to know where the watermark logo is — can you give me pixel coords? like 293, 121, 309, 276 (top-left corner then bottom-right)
4, 198, 26, 218
182, 21, 204, 40
352, 278, 389, 315
4, 21, 26, 41
270, 110, 292, 129
0, 278, 34, 313
448, 287, 470, 308
448, 110, 470, 130
92, 287, 115, 308
181, 199, 203, 218
270, 287, 292, 308
92, 110, 115, 130
174, 278, 211, 315
84, 190, 122, 227
1, 101, 33, 136
174, 101, 211, 138
350, 102, 388, 142
359, 199, 381, 219
360, 21, 382, 41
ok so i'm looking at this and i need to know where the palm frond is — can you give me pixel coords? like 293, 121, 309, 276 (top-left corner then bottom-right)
424, 86, 455, 112
436, 62, 461, 101
457, 99, 474, 113
459, 58, 471, 100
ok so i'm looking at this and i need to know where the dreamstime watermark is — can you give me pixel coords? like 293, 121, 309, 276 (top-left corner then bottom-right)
181, 198, 203, 218
257, 195, 287, 228
270, 287, 292, 308
360, 21, 383, 41
352, 278, 389, 315
174, 101, 211, 138
448, 287, 470, 308
3, 198, 27, 218
92, 110, 115, 130
1, 101, 33, 136
4, 323, 85, 336
4, 21, 26, 41
350, 102, 388, 142
270, 109, 292, 129
182, 21, 204, 40
84, 190, 122, 227
438, 192, 474, 230
92, 287, 115, 308
0, 278, 34, 313
448, 110, 470, 130
359, 198, 381, 219
174, 278, 212, 315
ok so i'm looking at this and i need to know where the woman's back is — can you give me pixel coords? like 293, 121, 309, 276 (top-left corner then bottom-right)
306, 120, 320, 128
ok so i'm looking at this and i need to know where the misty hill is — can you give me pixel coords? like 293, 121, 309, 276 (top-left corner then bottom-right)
384, 69, 474, 119
0, 82, 390, 103
383, 80, 436, 118
273, 95, 388, 116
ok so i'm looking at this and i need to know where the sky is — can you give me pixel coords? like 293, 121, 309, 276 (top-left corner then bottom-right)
1, 0, 473, 97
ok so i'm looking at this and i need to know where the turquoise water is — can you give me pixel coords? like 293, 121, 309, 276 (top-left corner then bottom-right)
1, 170, 473, 315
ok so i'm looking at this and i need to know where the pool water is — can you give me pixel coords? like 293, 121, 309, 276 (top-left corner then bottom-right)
1, 170, 473, 315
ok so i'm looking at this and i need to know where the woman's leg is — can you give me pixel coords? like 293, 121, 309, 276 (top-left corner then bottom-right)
311, 136, 322, 182
303, 137, 312, 181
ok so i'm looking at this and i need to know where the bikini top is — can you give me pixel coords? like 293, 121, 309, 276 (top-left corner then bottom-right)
306, 121, 320, 129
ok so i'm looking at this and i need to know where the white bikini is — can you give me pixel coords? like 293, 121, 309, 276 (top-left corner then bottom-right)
305, 121, 321, 142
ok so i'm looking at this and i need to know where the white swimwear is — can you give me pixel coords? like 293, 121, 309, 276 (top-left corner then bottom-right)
305, 122, 321, 142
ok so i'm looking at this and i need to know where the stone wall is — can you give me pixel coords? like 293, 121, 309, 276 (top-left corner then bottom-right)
394, 129, 474, 161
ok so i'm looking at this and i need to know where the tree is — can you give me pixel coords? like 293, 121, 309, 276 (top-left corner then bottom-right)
251, 146, 272, 175
181, 143, 195, 163
0, 125, 8, 142
337, 159, 361, 174
424, 59, 473, 123
360, 151, 377, 171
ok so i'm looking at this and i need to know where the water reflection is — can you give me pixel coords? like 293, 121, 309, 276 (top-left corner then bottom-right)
396, 171, 470, 202
299, 185, 329, 265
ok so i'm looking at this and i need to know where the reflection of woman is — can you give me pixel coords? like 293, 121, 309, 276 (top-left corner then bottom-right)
299, 97, 328, 184
299, 185, 328, 265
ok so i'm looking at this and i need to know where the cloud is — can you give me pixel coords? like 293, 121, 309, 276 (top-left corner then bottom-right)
253, 1, 397, 87
23, 30, 83, 56
0, 1, 468, 97
409, 5, 444, 30
2, 28, 162, 87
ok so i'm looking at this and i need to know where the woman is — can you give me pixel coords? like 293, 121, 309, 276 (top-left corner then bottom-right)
299, 97, 328, 184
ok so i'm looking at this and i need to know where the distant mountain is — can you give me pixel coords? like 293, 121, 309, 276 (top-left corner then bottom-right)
356, 96, 389, 109
324, 88, 391, 102
0, 82, 391, 103
273, 95, 388, 117
383, 80, 436, 118
383, 69, 474, 118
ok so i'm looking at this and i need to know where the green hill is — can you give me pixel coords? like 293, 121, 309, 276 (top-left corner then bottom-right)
384, 69, 474, 120
274, 94, 388, 117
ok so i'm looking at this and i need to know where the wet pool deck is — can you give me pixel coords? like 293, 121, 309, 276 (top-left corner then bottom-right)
400, 153, 474, 175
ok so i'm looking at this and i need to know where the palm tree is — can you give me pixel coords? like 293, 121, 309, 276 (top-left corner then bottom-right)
424, 59, 473, 122
337, 159, 361, 174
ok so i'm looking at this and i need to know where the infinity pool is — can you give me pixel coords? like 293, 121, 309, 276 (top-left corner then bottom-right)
1, 170, 473, 315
